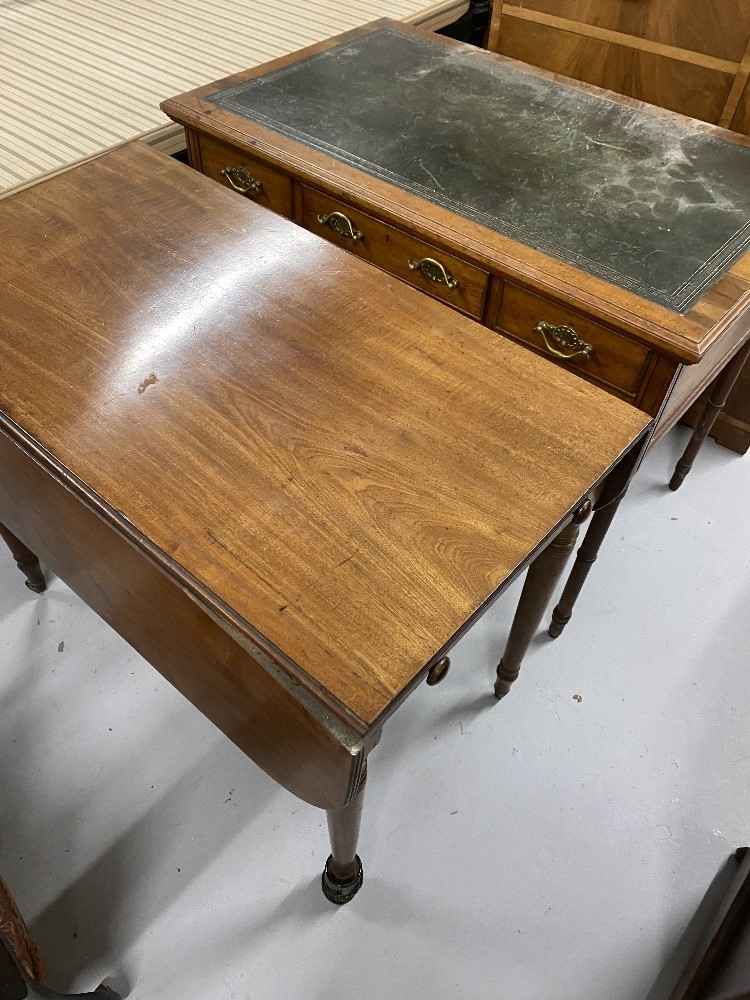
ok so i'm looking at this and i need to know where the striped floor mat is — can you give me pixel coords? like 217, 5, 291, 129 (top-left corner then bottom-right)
0, 0, 466, 196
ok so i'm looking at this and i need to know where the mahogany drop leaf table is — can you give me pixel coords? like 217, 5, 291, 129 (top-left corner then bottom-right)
0, 143, 649, 902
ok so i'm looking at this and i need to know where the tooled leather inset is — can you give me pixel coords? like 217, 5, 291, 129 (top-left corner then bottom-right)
208, 26, 750, 314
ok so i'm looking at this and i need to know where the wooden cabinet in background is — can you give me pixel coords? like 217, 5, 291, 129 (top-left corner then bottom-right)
162, 21, 750, 457
732, 75, 750, 137
488, 1, 750, 130
487, 0, 750, 453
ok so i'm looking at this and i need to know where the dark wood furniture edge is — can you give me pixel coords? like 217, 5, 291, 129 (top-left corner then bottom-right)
174, 114, 724, 364
666, 847, 750, 1000
161, 18, 750, 363
184, 128, 203, 171
2, 409, 649, 741
670, 338, 750, 488
0, 413, 371, 739
0, 523, 46, 592
637, 354, 680, 415
547, 424, 653, 639
363, 425, 652, 732
652, 330, 750, 443
0, 423, 377, 811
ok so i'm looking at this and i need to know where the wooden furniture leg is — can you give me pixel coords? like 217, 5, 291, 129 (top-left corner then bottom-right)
680, 354, 750, 457
665, 847, 750, 1000
670, 340, 750, 491
547, 424, 652, 641
0, 522, 46, 593
322, 765, 367, 904
547, 495, 624, 640
494, 499, 592, 700
0, 875, 119, 998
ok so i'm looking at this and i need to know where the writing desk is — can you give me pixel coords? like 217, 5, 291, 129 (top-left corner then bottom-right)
0, 143, 648, 902
162, 20, 750, 460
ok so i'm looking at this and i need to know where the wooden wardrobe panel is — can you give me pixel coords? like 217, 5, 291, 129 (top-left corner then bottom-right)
499, 0, 750, 62
497, 18, 735, 124
730, 76, 750, 137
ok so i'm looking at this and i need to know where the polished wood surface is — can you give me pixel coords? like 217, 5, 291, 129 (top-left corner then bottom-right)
494, 282, 651, 401
160, 19, 750, 463
0, 141, 651, 897
488, 2, 750, 129
491, 15, 734, 125
0, 141, 648, 732
486, 5, 750, 453
197, 133, 293, 218
300, 183, 490, 319
0, 425, 365, 811
492, 0, 750, 62
732, 74, 750, 137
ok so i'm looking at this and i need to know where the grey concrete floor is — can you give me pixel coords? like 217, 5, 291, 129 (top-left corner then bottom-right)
1, 427, 749, 1000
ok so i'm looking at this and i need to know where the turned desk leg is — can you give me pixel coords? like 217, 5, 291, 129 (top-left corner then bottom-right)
548, 495, 624, 640
670, 339, 750, 491
0, 523, 46, 593
494, 500, 592, 700
322, 765, 367, 904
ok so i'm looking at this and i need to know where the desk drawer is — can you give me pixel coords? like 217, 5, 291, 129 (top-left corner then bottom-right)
301, 186, 488, 319
495, 282, 651, 398
198, 135, 293, 218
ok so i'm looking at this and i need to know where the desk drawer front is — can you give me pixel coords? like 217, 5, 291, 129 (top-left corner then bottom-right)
198, 135, 293, 218
495, 282, 651, 398
301, 186, 488, 319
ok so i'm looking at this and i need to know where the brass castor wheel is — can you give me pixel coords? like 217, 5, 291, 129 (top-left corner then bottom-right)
321, 855, 363, 905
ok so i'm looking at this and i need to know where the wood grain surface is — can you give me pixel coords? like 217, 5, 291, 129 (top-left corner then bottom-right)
0, 142, 648, 727
493, 16, 735, 124
497, 0, 750, 63
160, 20, 750, 366
0, 425, 365, 809
731, 75, 750, 137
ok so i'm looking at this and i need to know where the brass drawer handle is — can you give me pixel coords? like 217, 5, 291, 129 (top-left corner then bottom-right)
408, 256, 459, 290
220, 166, 262, 196
535, 321, 594, 361
317, 211, 363, 241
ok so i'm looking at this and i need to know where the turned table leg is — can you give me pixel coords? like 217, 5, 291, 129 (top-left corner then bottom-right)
670, 339, 750, 491
322, 765, 367, 904
0, 523, 46, 593
494, 499, 592, 700
547, 495, 624, 640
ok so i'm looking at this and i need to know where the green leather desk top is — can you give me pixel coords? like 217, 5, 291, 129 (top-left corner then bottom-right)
208, 26, 750, 314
